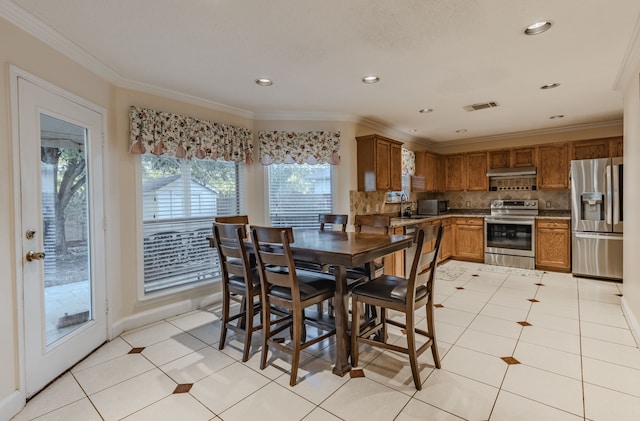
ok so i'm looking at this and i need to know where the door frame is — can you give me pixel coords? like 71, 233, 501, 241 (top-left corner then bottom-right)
9, 65, 109, 400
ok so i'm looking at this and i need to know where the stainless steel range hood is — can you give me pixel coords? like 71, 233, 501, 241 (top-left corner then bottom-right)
486, 166, 537, 177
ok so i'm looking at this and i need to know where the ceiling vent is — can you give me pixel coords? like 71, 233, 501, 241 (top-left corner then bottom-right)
463, 101, 500, 112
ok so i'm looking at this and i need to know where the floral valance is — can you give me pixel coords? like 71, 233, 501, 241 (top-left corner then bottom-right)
258, 131, 341, 165
129, 106, 254, 163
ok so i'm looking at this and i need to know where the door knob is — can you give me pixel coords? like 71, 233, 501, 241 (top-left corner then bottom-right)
26, 251, 46, 262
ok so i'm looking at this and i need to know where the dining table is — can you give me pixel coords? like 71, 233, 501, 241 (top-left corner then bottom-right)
288, 229, 413, 376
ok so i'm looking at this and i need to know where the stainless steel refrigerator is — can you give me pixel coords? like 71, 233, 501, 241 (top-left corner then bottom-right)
571, 157, 623, 280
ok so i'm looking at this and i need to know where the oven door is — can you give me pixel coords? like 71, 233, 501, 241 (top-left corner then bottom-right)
484, 217, 535, 257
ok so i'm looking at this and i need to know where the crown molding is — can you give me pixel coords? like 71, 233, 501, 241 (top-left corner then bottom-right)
253, 111, 356, 122
429, 120, 623, 151
614, 11, 640, 91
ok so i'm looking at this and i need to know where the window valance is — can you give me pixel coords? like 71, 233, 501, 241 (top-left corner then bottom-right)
129, 106, 254, 163
258, 131, 341, 165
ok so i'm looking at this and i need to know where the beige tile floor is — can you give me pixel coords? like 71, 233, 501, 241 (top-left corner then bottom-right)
13, 260, 640, 421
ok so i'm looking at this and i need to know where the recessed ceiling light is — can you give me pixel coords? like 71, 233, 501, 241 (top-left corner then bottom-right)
409, 129, 417, 133
549, 114, 564, 119
255, 78, 273, 86
362, 75, 380, 84
524, 21, 552, 35
419, 108, 433, 114
456, 129, 467, 134
540, 83, 561, 89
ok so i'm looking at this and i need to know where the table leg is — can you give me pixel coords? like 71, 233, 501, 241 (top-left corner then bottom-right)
332, 265, 352, 376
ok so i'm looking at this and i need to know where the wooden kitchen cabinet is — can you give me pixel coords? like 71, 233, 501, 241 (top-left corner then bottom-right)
412, 151, 443, 192
610, 137, 623, 157
439, 217, 453, 263
445, 154, 465, 191
356, 134, 403, 191
537, 143, 569, 189
453, 217, 484, 262
488, 149, 510, 169
535, 219, 570, 272
466, 152, 488, 191
511, 147, 537, 167
571, 138, 610, 160
384, 226, 407, 277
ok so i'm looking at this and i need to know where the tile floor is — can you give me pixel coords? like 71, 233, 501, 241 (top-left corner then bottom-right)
13, 260, 640, 421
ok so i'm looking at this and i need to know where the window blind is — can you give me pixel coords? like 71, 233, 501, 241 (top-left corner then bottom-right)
268, 163, 333, 228
141, 155, 244, 293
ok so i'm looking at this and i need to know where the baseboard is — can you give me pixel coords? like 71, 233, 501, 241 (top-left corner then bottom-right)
109, 291, 222, 339
0, 390, 26, 421
621, 297, 640, 346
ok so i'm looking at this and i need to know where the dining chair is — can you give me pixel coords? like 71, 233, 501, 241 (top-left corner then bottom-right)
250, 225, 337, 386
319, 213, 348, 232
214, 215, 249, 224
350, 223, 443, 390
211, 222, 261, 362
352, 214, 392, 278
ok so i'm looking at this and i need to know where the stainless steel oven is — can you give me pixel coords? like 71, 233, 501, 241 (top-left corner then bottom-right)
484, 200, 538, 269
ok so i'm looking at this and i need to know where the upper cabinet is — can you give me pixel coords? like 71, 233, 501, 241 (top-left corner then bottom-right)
356, 134, 403, 191
412, 151, 445, 192
538, 143, 570, 189
571, 137, 623, 160
445, 154, 466, 191
488, 147, 536, 169
465, 152, 488, 191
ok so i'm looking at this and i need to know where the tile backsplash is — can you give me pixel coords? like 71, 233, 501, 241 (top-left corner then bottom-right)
350, 189, 570, 216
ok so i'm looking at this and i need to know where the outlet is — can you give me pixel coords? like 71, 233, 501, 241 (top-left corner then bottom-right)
546, 201, 551, 208
466, 201, 471, 207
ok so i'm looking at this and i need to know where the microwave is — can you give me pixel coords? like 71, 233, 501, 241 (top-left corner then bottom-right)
418, 199, 449, 216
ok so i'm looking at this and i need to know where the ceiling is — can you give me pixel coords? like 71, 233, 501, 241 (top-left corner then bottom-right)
3, 0, 640, 144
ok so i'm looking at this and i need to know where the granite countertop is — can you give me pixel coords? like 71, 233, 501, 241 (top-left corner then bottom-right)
390, 210, 571, 226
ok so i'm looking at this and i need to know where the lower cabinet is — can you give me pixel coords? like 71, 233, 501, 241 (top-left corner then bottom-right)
535, 219, 571, 272
438, 218, 453, 263
384, 226, 407, 277
453, 217, 484, 262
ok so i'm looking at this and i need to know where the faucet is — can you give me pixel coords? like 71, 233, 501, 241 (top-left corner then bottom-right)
400, 193, 408, 217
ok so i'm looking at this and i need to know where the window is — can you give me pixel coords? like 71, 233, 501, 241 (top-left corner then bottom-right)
268, 163, 333, 228
141, 155, 244, 293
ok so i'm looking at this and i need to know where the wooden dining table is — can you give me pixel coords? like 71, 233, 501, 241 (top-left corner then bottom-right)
288, 229, 413, 376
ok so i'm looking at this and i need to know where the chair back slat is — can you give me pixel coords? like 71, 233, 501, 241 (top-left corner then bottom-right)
214, 215, 249, 224
212, 222, 252, 282
251, 226, 298, 290
354, 214, 391, 235
319, 214, 348, 231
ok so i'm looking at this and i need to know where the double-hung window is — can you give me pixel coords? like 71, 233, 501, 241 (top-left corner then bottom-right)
141, 155, 244, 294
267, 163, 333, 228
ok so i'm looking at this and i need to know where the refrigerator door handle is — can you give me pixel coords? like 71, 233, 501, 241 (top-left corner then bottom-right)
574, 232, 623, 241
605, 165, 613, 225
613, 163, 621, 225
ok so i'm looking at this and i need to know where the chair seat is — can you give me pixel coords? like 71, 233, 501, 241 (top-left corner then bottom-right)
269, 270, 336, 301
352, 275, 428, 303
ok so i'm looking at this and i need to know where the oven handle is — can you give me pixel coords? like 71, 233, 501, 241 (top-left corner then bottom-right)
485, 217, 535, 226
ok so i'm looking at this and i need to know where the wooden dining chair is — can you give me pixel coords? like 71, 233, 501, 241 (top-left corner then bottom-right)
319, 213, 348, 232
352, 214, 391, 278
211, 222, 262, 362
350, 223, 443, 390
214, 215, 249, 224
250, 225, 336, 386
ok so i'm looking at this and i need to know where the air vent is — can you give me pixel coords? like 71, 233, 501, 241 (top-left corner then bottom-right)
463, 101, 500, 112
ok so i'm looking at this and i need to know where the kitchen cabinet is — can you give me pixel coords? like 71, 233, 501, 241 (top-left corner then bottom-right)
384, 226, 407, 277
511, 147, 537, 167
356, 134, 403, 191
610, 137, 623, 157
537, 143, 569, 189
439, 217, 453, 263
572, 138, 610, 160
453, 217, 484, 262
466, 152, 488, 191
488, 150, 510, 169
445, 154, 465, 191
535, 219, 570, 272
412, 151, 444, 192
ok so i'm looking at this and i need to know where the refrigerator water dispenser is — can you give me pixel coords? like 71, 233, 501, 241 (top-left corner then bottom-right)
580, 192, 604, 221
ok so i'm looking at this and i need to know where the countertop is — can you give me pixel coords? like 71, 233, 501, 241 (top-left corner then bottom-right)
390, 210, 571, 227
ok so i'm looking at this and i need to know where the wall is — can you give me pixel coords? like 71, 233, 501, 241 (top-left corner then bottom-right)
0, 16, 113, 419
621, 72, 640, 342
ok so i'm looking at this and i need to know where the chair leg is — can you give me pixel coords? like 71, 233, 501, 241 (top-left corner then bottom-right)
426, 303, 441, 369
350, 296, 361, 367
218, 287, 230, 350
260, 295, 271, 370
405, 310, 422, 390
239, 296, 247, 329
242, 295, 255, 362
289, 310, 303, 386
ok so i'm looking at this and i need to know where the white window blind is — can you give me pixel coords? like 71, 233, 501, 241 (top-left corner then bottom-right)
268, 163, 333, 228
141, 155, 244, 293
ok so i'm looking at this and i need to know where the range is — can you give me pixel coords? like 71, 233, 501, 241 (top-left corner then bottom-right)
485, 199, 538, 269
